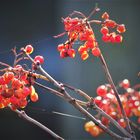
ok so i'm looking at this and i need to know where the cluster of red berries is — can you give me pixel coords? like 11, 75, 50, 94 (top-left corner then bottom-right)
101, 12, 126, 43
0, 65, 38, 110
85, 79, 140, 137
57, 16, 101, 60
57, 11, 126, 60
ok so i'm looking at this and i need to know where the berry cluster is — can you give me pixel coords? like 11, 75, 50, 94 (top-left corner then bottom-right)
57, 16, 100, 60
85, 79, 140, 137
57, 11, 126, 60
101, 12, 126, 43
0, 65, 38, 110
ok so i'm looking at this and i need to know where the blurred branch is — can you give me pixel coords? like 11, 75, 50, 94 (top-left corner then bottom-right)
9, 106, 64, 140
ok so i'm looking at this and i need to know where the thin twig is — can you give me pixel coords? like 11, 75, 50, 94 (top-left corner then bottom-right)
9, 106, 64, 140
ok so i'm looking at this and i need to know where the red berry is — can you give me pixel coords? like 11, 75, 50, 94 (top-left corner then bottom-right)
30, 92, 38, 102
81, 51, 89, 60
102, 34, 110, 42
25, 45, 34, 54
78, 45, 87, 54
118, 118, 126, 128
0, 76, 6, 85
117, 24, 126, 33
92, 47, 101, 57
60, 49, 68, 58
115, 34, 123, 43
12, 78, 22, 89
57, 44, 65, 51
105, 19, 116, 28
102, 12, 109, 19
4, 72, 14, 83
120, 79, 130, 89
34, 55, 44, 64
96, 85, 107, 96
94, 96, 102, 106
100, 26, 109, 35
67, 49, 76, 58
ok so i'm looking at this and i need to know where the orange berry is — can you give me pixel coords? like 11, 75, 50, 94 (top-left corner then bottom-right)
81, 51, 89, 60
102, 12, 109, 19
117, 24, 126, 33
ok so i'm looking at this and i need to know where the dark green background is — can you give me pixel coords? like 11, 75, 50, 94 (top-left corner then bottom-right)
0, 0, 140, 140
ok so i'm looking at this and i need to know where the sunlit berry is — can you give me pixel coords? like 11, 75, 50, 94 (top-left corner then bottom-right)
57, 44, 65, 52
102, 34, 110, 42
78, 45, 87, 54
100, 26, 109, 35
67, 49, 76, 58
92, 47, 101, 57
84, 121, 95, 132
25, 45, 34, 54
90, 125, 100, 137
102, 12, 109, 19
60, 49, 68, 58
115, 34, 123, 43
96, 85, 107, 96
34, 55, 44, 64
81, 51, 89, 60
117, 24, 126, 33
118, 118, 126, 128
12, 78, 22, 89
105, 19, 116, 28
120, 79, 130, 89
30, 92, 38, 102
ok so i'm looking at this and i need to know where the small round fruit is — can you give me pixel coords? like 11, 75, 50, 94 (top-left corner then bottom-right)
92, 47, 101, 57
25, 45, 34, 54
34, 55, 44, 64
96, 85, 107, 96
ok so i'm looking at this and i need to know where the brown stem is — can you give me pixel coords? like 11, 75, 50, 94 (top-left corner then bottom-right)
99, 54, 132, 134
9, 107, 64, 140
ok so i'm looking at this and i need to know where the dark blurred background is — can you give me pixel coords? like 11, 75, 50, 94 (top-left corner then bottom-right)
0, 0, 140, 140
